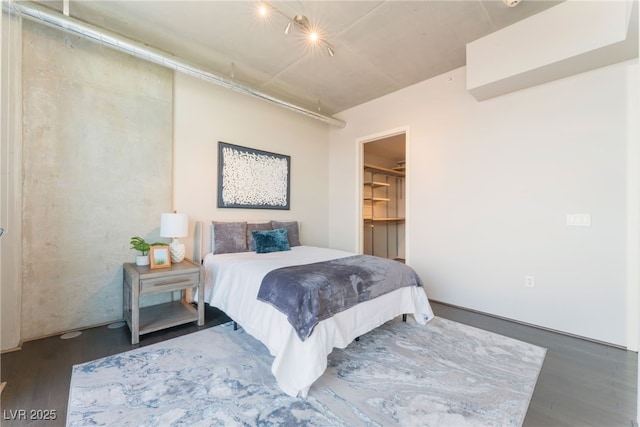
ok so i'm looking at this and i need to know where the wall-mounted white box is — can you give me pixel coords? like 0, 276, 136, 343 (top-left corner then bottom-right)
466, 0, 638, 101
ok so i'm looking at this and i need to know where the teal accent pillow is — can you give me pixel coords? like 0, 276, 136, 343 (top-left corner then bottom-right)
247, 222, 273, 252
252, 228, 291, 254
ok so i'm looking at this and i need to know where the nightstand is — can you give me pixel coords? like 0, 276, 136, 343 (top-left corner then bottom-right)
123, 259, 204, 344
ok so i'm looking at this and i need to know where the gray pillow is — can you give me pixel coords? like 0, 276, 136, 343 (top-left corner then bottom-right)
270, 220, 300, 247
212, 221, 248, 254
247, 222, 273, 252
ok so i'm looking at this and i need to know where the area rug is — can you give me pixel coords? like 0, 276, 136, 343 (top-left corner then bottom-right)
67, 317, 546, 426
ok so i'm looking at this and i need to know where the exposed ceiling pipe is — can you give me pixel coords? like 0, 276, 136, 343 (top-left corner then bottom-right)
4, 1, 347, 129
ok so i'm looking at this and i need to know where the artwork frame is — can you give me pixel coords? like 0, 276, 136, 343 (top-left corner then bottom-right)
150, 245, 171, 269
217, 141, 291, 210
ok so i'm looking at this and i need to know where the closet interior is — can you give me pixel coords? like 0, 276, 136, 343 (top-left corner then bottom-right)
362, 134, 406, 262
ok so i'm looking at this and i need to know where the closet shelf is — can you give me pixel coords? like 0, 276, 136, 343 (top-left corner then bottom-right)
364, 163, 405, 177
364, 181, 391, 188
364, 217, 405, 222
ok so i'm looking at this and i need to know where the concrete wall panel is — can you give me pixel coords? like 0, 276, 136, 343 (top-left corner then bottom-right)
21, 21, 172, 340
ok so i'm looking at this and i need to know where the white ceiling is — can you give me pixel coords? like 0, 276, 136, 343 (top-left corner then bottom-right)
35, 0, 563, 116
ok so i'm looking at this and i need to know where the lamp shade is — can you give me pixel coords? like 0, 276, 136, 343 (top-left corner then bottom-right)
160, 213, 188, 238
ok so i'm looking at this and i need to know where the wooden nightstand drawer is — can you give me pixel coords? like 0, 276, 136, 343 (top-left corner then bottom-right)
139, 272, 200, 294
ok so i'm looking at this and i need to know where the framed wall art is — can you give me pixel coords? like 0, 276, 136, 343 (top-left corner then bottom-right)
217, 141, 291, 210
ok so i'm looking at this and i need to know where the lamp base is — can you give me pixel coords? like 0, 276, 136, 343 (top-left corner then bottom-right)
169, 239, 185, 263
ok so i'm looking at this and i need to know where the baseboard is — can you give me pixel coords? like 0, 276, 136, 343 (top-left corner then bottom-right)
431, 299, 628, 351
1, 344, 22, 354
12, 318, 126, 347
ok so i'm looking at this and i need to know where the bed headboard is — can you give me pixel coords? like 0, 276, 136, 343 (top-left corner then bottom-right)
197, 220, 301, 262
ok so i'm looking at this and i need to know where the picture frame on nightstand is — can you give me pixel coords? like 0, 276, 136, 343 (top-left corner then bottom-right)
150, 245, 171, 269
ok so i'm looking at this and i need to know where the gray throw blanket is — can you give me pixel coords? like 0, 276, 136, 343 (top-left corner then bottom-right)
257, 254, 423, 341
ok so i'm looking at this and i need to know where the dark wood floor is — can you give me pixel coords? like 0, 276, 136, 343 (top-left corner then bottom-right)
1, 302, 636, 426
432, 303, 637, 427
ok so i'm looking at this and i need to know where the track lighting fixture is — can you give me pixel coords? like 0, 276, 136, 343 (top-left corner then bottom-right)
258, 1, 335, 57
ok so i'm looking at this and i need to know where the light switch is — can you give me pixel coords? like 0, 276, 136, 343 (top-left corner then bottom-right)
567, 214, 591, 227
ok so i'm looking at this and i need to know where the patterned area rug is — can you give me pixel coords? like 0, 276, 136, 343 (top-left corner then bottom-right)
67, 317, 545, 426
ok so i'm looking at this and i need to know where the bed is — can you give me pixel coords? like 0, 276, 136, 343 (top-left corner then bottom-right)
199, 220, 434, 397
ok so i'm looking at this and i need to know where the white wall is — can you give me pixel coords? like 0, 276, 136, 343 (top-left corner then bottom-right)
172, 73, 331, 258
629, 56, 640, 351
329, 59, 637, 347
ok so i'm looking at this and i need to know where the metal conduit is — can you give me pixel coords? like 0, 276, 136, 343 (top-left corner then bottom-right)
4, 1, 347, 128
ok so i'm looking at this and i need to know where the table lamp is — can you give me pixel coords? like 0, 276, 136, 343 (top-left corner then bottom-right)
160, 212, 188, 263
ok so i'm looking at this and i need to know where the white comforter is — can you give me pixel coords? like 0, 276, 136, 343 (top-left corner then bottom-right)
202, 246, 434, 397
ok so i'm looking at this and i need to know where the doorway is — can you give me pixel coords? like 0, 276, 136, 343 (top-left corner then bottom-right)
361, 132, 406, 261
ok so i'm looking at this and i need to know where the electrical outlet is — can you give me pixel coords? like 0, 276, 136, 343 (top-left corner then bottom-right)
525, 276, 535, 288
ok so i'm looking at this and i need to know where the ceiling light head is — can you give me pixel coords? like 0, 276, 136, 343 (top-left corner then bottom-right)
327, 45, 335, 57
503, 0, 522, 7
293, 14, 310, 31
258, 2, 269, 16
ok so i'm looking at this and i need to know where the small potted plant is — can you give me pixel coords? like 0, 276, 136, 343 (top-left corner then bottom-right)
130, 236, 166, 266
